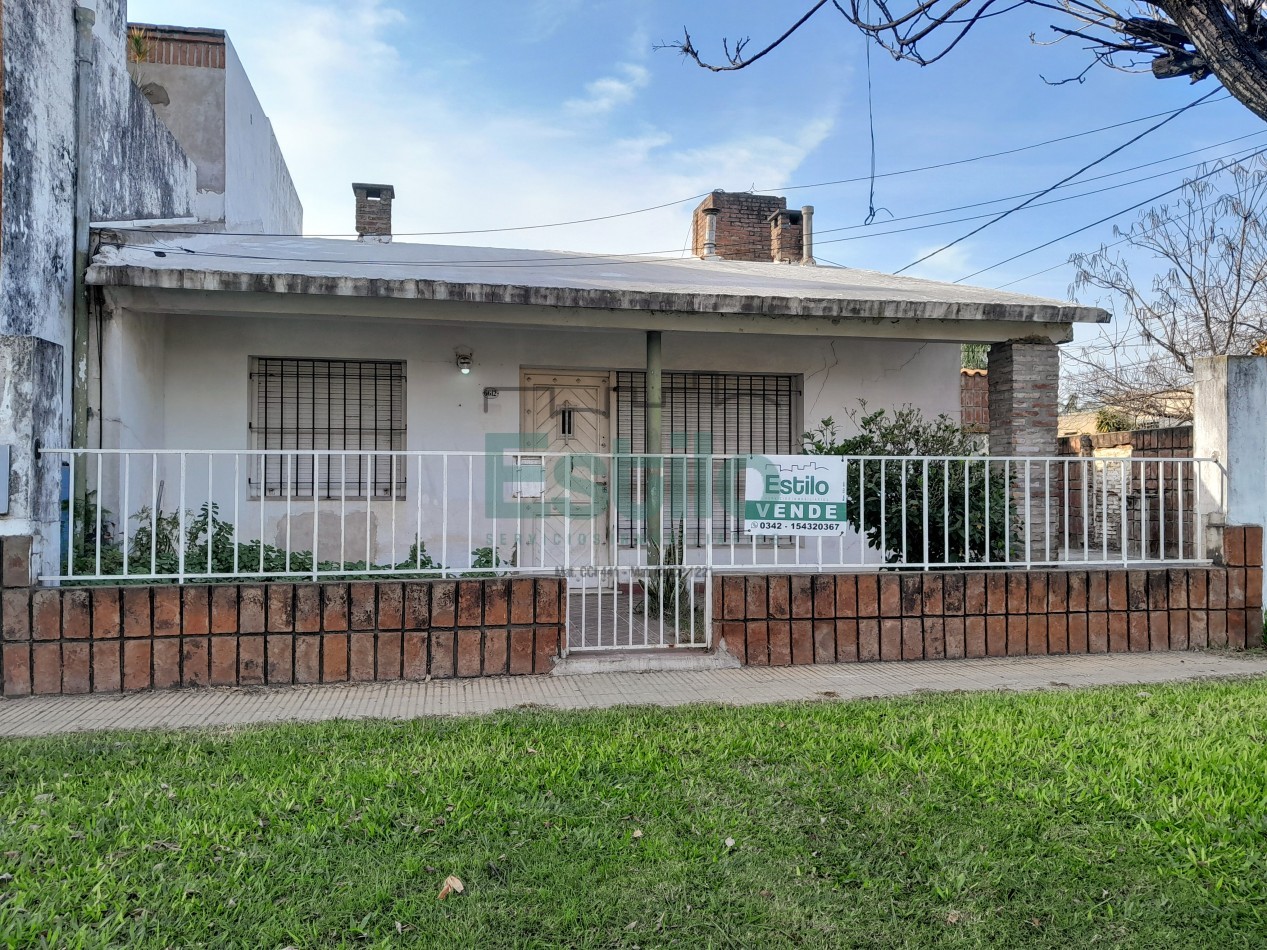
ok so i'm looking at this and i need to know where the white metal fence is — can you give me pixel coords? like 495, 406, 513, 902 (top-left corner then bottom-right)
44, 449, 1225, 650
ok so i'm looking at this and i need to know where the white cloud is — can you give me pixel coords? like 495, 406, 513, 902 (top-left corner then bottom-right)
564, 64, 650, 117
125, 0, 836, 255
901, 243, 975, 284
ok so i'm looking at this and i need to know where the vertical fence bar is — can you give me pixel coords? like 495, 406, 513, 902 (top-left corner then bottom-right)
415, 455, 424, 569
921, 458, 929, 570
285, 452, 294, 574
339, 454, 347, 573
963, 459, 970, 565
1062, 459, 1070, 563
467, 455, 474, 572
365, 452, 374, 571
94, 453, 104, 577
233, 454, 241, 577
1120, 460, 1129, 566
1141, 459, 1149, 562
942, 460, 950, 565
177, 453, 187, 584
1023, 460, 1032, 570
984, 459, 991, 566
441, 454, 449, 577
1004, 460, 1011, 566
897, 461, 907, 564
65, 455, 77, 580
121, 454, 130, 576
1170, 458, 1180, 557
1043, 460, 1050, 565
882, 459, 889, 565
1084, 458, 1094, 562
1193, 461, 1204, 562
206, 454, 214, 578
312, 451, 320, 581
1157, 459, 1166, 561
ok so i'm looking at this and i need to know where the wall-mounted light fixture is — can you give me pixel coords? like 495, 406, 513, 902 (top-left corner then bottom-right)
455, 348, 473, 375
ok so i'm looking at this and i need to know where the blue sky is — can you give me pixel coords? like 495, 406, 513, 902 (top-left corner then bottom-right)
128, 0, 1264, 346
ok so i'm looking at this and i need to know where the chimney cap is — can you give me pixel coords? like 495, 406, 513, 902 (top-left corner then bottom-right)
352, 183, 395, 199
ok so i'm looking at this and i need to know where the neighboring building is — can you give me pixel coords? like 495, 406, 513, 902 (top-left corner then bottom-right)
125, 23, 301, 233
0, 1, 299, 575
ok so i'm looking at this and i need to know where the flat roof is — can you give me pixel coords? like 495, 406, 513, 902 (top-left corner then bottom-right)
88, 233, 1109, 326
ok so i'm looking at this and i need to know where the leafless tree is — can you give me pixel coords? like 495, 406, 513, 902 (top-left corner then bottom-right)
1062, 155, 1267, 421
665, 2, 1267, 123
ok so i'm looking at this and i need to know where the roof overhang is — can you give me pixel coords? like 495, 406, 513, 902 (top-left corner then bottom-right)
88, 233, 1109, 344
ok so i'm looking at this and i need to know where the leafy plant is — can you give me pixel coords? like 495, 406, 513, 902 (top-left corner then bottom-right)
804, 405, 1013, 566
67, 502, 444, 584
1094, 406, 1135, 433
640, 521, 700, 629
466, 544, 515, 577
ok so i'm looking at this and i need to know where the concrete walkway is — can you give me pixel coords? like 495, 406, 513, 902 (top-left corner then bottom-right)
2, 652, 1266, 738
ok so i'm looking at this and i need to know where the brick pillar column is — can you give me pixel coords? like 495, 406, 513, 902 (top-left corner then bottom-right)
988, 340, 1059, 561
987, 340, 1058, 458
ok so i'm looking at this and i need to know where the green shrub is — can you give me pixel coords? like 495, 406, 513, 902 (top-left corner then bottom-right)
804, 406, 1013, 566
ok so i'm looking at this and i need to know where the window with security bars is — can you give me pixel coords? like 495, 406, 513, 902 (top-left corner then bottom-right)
250, 357, 406, 498
615, 372, 800, 546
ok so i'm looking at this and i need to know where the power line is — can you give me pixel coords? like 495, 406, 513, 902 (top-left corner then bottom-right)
816, 132, 1265, 237
895, 88, 1222, 275
956, 147, 1267, 283
115, 141, 1262, 274
106, 95, 1235, 241
112, 133, 1264, 274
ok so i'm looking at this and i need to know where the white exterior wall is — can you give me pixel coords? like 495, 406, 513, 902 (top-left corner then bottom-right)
86, 312, 959, 571
223, 40, 302, 234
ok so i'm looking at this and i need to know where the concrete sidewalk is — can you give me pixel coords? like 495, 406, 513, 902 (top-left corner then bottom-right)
2, 651, 1266, 738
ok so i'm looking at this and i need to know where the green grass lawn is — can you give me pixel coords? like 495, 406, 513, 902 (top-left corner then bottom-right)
3, 681, 1267, 949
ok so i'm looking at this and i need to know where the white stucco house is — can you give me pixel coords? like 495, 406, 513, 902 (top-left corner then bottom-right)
78, 185, 1106, 580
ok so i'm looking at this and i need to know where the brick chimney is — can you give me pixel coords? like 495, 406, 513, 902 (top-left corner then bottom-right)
768, 208, 804, 264
353, 183, 395, 243
692, 191, 788, 262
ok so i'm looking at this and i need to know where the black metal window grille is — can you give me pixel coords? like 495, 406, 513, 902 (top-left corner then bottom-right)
615, 372, 799, 545
250, 357, 406, 499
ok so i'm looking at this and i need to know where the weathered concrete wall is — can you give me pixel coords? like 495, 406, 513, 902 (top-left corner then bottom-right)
0, 0, 194, 562
94, 305, 167, 450
136, 59, 227, 217
1194, 355, 1267, 571
1, 0, 76, 345
87, 1, 196, 223
223, 39, 301, 234
0, 337, 63, 576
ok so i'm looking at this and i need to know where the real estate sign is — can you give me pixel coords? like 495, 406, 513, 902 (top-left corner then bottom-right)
744, 455, 848, 536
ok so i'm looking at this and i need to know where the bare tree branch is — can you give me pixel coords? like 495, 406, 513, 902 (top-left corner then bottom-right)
665, 2, 1267, 123
1064, 156, 1267, 421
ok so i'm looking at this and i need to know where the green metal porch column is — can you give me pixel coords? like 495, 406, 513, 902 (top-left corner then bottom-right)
646, 330, 662, 561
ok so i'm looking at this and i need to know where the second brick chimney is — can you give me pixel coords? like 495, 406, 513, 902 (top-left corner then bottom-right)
353, 183, 395, 243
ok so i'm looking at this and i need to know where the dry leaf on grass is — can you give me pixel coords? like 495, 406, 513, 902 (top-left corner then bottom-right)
631, 829, 644, 841
438, 875, 465, 900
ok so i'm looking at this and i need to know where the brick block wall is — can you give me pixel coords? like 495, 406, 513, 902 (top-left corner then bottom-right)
0, 546, 565, 697
1054, 427, 1198, 560
712, 526, 1263, 666
131, 25, 227, 69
